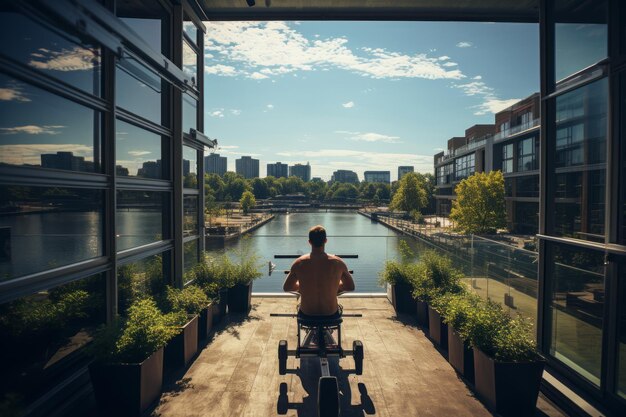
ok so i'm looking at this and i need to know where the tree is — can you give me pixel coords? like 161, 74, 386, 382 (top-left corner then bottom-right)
239, 191, 256, 214
250, 178, 270, 199
450, 170, 507, 234
389, 172, 427, 212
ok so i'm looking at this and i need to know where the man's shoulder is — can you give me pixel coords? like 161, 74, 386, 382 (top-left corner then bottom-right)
327, 254, 347, 265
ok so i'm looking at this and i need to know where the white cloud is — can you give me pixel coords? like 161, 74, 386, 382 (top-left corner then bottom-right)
455, 81, 493, 97
29, 47, 98, 72
266, 104, 274, 109
472, 98, 521, 116
249, 72, 269, 80
0, 87, 30, 102
473, 75, 482, 80
442, 62, 458, 67
0, 125, 64, 135
342, 101, 354, 108
219, 145, 239, 149
456, 41, 473, 48
230, 109, 242, 116
340, 131, 401, 143
204, 22, 465, 81
128, 150, 151, 157
209, 110, 224, 118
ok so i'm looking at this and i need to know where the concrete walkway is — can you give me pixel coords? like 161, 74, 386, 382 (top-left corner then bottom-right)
152, 297, 565, 417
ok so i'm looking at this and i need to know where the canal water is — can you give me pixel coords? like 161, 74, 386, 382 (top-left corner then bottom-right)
208, 211, 426, 293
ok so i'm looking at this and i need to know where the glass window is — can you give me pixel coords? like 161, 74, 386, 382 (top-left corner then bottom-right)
118, 252, 169, 314
518, 137, 537, 172
502, 143, 514, 173
183, 239, 199, 284
554, 0, 607, 82
118, 2, 168, 55
0, 6, 101, 95
182, 41, 198, 89
513, 202, 538, 234
551, 78, 607, 242
116, 120, 165, 179
0, 75, 102, 172
0, 273, 106, 411
620, 73, 626, 244
116, 190, 168, 251
0, 186, 104, 280
183, 20, 198, 46
547, 242, 605, 386
182, 93, 197, 134
183, 145, 198, 188
116, 55, 165, 125
183, 195, 199, 237
454, 153, 475, 181
504, 177, 513, 197
516, 176, 539, 198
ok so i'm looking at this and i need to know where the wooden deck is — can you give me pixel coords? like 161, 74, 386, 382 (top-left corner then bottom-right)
153, 297, 565, 417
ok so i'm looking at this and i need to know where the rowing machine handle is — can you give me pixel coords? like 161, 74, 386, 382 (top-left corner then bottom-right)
283, 270, 354, 274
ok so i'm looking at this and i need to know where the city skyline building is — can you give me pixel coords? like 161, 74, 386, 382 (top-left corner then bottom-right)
204, 153, 227, 176
235, 156, 260, 179
398, 166, 414, 180
363, 170, 391, 183
289, 162, 311, 181
267, 161, 288, 178
330, 169, 359, 184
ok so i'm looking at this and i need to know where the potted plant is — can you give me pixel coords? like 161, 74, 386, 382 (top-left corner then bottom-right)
194, 254, 232, 324
228, 243, 262, 314
412, 251, 464, 349
465, 299, 545, 416
88, 298, 179, 417
438, 292, 480, 382
162, 286, 206, 371
378, 241, 417, 314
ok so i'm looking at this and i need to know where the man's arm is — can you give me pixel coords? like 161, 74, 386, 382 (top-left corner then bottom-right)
338, 260, 355, 292
283, 260, 300, 292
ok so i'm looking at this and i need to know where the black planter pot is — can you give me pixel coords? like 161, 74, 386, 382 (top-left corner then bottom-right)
447, 325, 474, 383
227, 282, 253, 313
217, 288, 228, 317
198, 303, 214, 344
416, 300, 429, 328
212, 300, 222, 325
427, 306, 448, 350
473, 347, 545, 416
89, 348, 164, 417
164, 315, 199, 372
389, 282, 417, 314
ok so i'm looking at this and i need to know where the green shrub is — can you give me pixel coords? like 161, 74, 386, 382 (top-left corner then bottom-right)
411, 251, 464, 303
378, 260, 416, 286
164, 285, 209, 316
432, 292, 480, 341
91, 298, 179, 364
464, 299, 539, 362
232, 238, 263, 286
194, 253, 236, 291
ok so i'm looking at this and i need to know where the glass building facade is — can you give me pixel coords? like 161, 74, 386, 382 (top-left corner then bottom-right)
0, 1, 211, 415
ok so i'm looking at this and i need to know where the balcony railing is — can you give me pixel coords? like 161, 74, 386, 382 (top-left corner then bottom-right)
494, 118, 540, 141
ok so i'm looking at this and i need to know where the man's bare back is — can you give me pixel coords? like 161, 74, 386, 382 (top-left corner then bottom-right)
283, 225, 355, 316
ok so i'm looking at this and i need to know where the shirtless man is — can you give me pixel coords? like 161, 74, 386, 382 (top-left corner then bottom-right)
283, 225, 355, 316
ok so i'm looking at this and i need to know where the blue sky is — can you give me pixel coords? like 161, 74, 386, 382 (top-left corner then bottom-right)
203, 21, 539, 181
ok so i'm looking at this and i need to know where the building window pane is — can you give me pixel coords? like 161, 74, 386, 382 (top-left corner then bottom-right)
118, 252, 169, 314
116, 191, 167, 251
184, 195, 199, 237
518, 137, 537, 172
182, 93, 197, 134
183, 20, 198, 46
516, 176, 539, 198
118, 2, 168, 55
0, 186, 103, 280
502, 143, 514, 173
182, 42, 198, 90
116, 56, 165, 125
454, 153, 475, 181
116, 120, 165, 179
0, 6, 101, 95
617, 256, 626, 399
620, 73, 626, 244
183, 239, 199, 284
554, 0, 607, 82
0, 75, 102, 172
0, 273, 105, 411
183, 145, 198, 188
551, 78, 607, 242
547, 242, 605, 386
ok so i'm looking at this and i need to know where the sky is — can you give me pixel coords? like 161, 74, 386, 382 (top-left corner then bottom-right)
203, 21, 539, 181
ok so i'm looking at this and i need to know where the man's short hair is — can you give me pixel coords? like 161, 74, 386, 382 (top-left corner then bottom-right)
309, 225, 326, 247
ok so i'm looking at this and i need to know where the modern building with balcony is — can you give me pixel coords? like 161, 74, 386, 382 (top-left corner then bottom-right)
204, 153, 227, 176
289, 162, 311, 181
267, 161, 288, 178
330, 169, 359, 184
363, 170, 391, 183
235, 155, 260, 179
